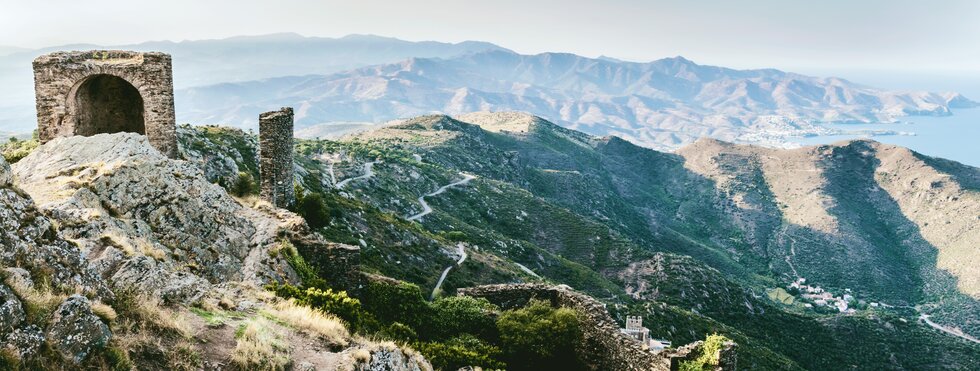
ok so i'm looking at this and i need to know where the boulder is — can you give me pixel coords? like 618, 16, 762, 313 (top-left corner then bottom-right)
45, 294, 112, 363
0, 282, 25, 334
11, 133, 299, 302
2, 324, 44, 359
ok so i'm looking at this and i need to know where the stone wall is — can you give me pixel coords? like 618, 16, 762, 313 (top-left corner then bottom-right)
283, 214, 362, 294
33, 50, 177, 158
259, 107, 296, 208
457, 284, 736, 371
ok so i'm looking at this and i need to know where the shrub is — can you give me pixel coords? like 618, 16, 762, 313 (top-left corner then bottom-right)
266, 283, 372, 332
230, 171, 259, 197
678, 333, 732, 371
414, 335, 506, 370
293, 191, 331, 229
496, 299, 585, 370
361, 280, 431, 330
429, 296, 499, 340
383, 322, 419, 342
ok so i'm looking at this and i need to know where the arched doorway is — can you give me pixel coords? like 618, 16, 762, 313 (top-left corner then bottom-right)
72, 74, 146, 136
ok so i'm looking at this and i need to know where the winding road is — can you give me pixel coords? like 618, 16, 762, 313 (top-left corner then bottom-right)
919, 313, 980, 344
406, 174, 476, 221
431, 244, 468, 300
334, 161, 378, 189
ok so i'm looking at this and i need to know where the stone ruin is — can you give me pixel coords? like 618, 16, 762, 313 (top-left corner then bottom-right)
33, 50, 178, 158
259, 107, 296, 208
458, 284, 737, 371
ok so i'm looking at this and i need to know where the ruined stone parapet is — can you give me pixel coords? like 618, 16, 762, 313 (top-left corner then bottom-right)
458, 283, 737, 371
33, 50, 177, 158
259, 107, 295, 208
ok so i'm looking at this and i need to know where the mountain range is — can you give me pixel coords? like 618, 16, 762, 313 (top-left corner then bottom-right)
173, 49, 978, 150
2, 34, 976, 153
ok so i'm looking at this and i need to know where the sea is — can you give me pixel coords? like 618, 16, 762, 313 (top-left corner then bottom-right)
792, 69, 980, 167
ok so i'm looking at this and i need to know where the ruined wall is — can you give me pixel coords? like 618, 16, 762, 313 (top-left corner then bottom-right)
33, 50, 177, 157
458, 284, 737, 371
259, 107, 296, 208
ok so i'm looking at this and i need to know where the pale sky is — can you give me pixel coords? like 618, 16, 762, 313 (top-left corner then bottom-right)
3, 0, 979, 72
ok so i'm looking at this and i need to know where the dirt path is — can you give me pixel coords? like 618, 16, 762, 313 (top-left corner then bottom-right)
335, 161, 378, 189
431, 243, 468, 300
407, 174, 476, 221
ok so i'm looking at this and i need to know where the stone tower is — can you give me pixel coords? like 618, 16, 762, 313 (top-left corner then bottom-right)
259, 107, 295, 208
32, 50, 178, 158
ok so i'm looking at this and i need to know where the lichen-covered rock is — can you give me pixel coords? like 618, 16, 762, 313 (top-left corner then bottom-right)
2, 324, 44, 359
0, 156, 11, 186
11, 133, 300, 302
0, 282, 25, 333
45, 294, 112, 363
0, 159, 109, 299
355, 342, 432, 371
2, 268, 34, 292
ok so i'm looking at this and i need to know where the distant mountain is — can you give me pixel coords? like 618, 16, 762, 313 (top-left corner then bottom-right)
0, 33, 508, 131
0, 45, 28, 56
175, 50, 978, 149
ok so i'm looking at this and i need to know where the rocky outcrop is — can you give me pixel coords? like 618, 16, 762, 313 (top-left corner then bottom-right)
45, 295, 112, 363
0, 282, 25, 333
458, 283, 736, 371
0, 155, 109, 298
11, 133, 301, 302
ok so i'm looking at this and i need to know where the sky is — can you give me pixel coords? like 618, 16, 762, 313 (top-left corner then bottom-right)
2, 0, 979, 72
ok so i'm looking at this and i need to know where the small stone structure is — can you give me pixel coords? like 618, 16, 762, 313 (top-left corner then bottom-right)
458, 284, 737, 371
259, 107, 296, 208
33, 50, 177, 157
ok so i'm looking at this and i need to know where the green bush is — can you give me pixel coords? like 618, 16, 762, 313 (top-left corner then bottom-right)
293, 190, 332, 229
678, 333, 732, 371
429, 296, 499, 340
414, 335, 506, 371
382, 322, 418, 342
361, 280, 432, 330
229, 171, 259, 197
266, 283, 374, 331
496, 299, 585, 370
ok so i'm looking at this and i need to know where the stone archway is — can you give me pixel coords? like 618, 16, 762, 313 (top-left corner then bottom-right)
71, 74, 146, 136
33, 50, 178, 158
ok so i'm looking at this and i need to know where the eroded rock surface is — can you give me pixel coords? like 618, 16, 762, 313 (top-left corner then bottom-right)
45, 295, 112, 363
11, 133, 299, 302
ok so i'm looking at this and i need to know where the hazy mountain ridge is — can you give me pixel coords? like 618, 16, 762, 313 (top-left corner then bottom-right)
0, 33, 508, 131
174, 50, 977, 150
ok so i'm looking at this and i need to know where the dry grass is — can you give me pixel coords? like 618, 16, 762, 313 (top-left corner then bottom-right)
91, 300, 118, 322
3, 274, 66, 324
351, 348, 371, 364
264, 299, 349, 347
101, 230, 167, 260
231, 317, 291, 371
114, 291, 192, 338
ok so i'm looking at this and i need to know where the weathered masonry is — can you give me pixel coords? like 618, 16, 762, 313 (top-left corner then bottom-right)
33, 50, 178, 157
259, 107, 296, 208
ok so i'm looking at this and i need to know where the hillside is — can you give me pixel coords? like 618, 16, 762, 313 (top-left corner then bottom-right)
163, 111, 980, 370
173, 50, 977, 149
